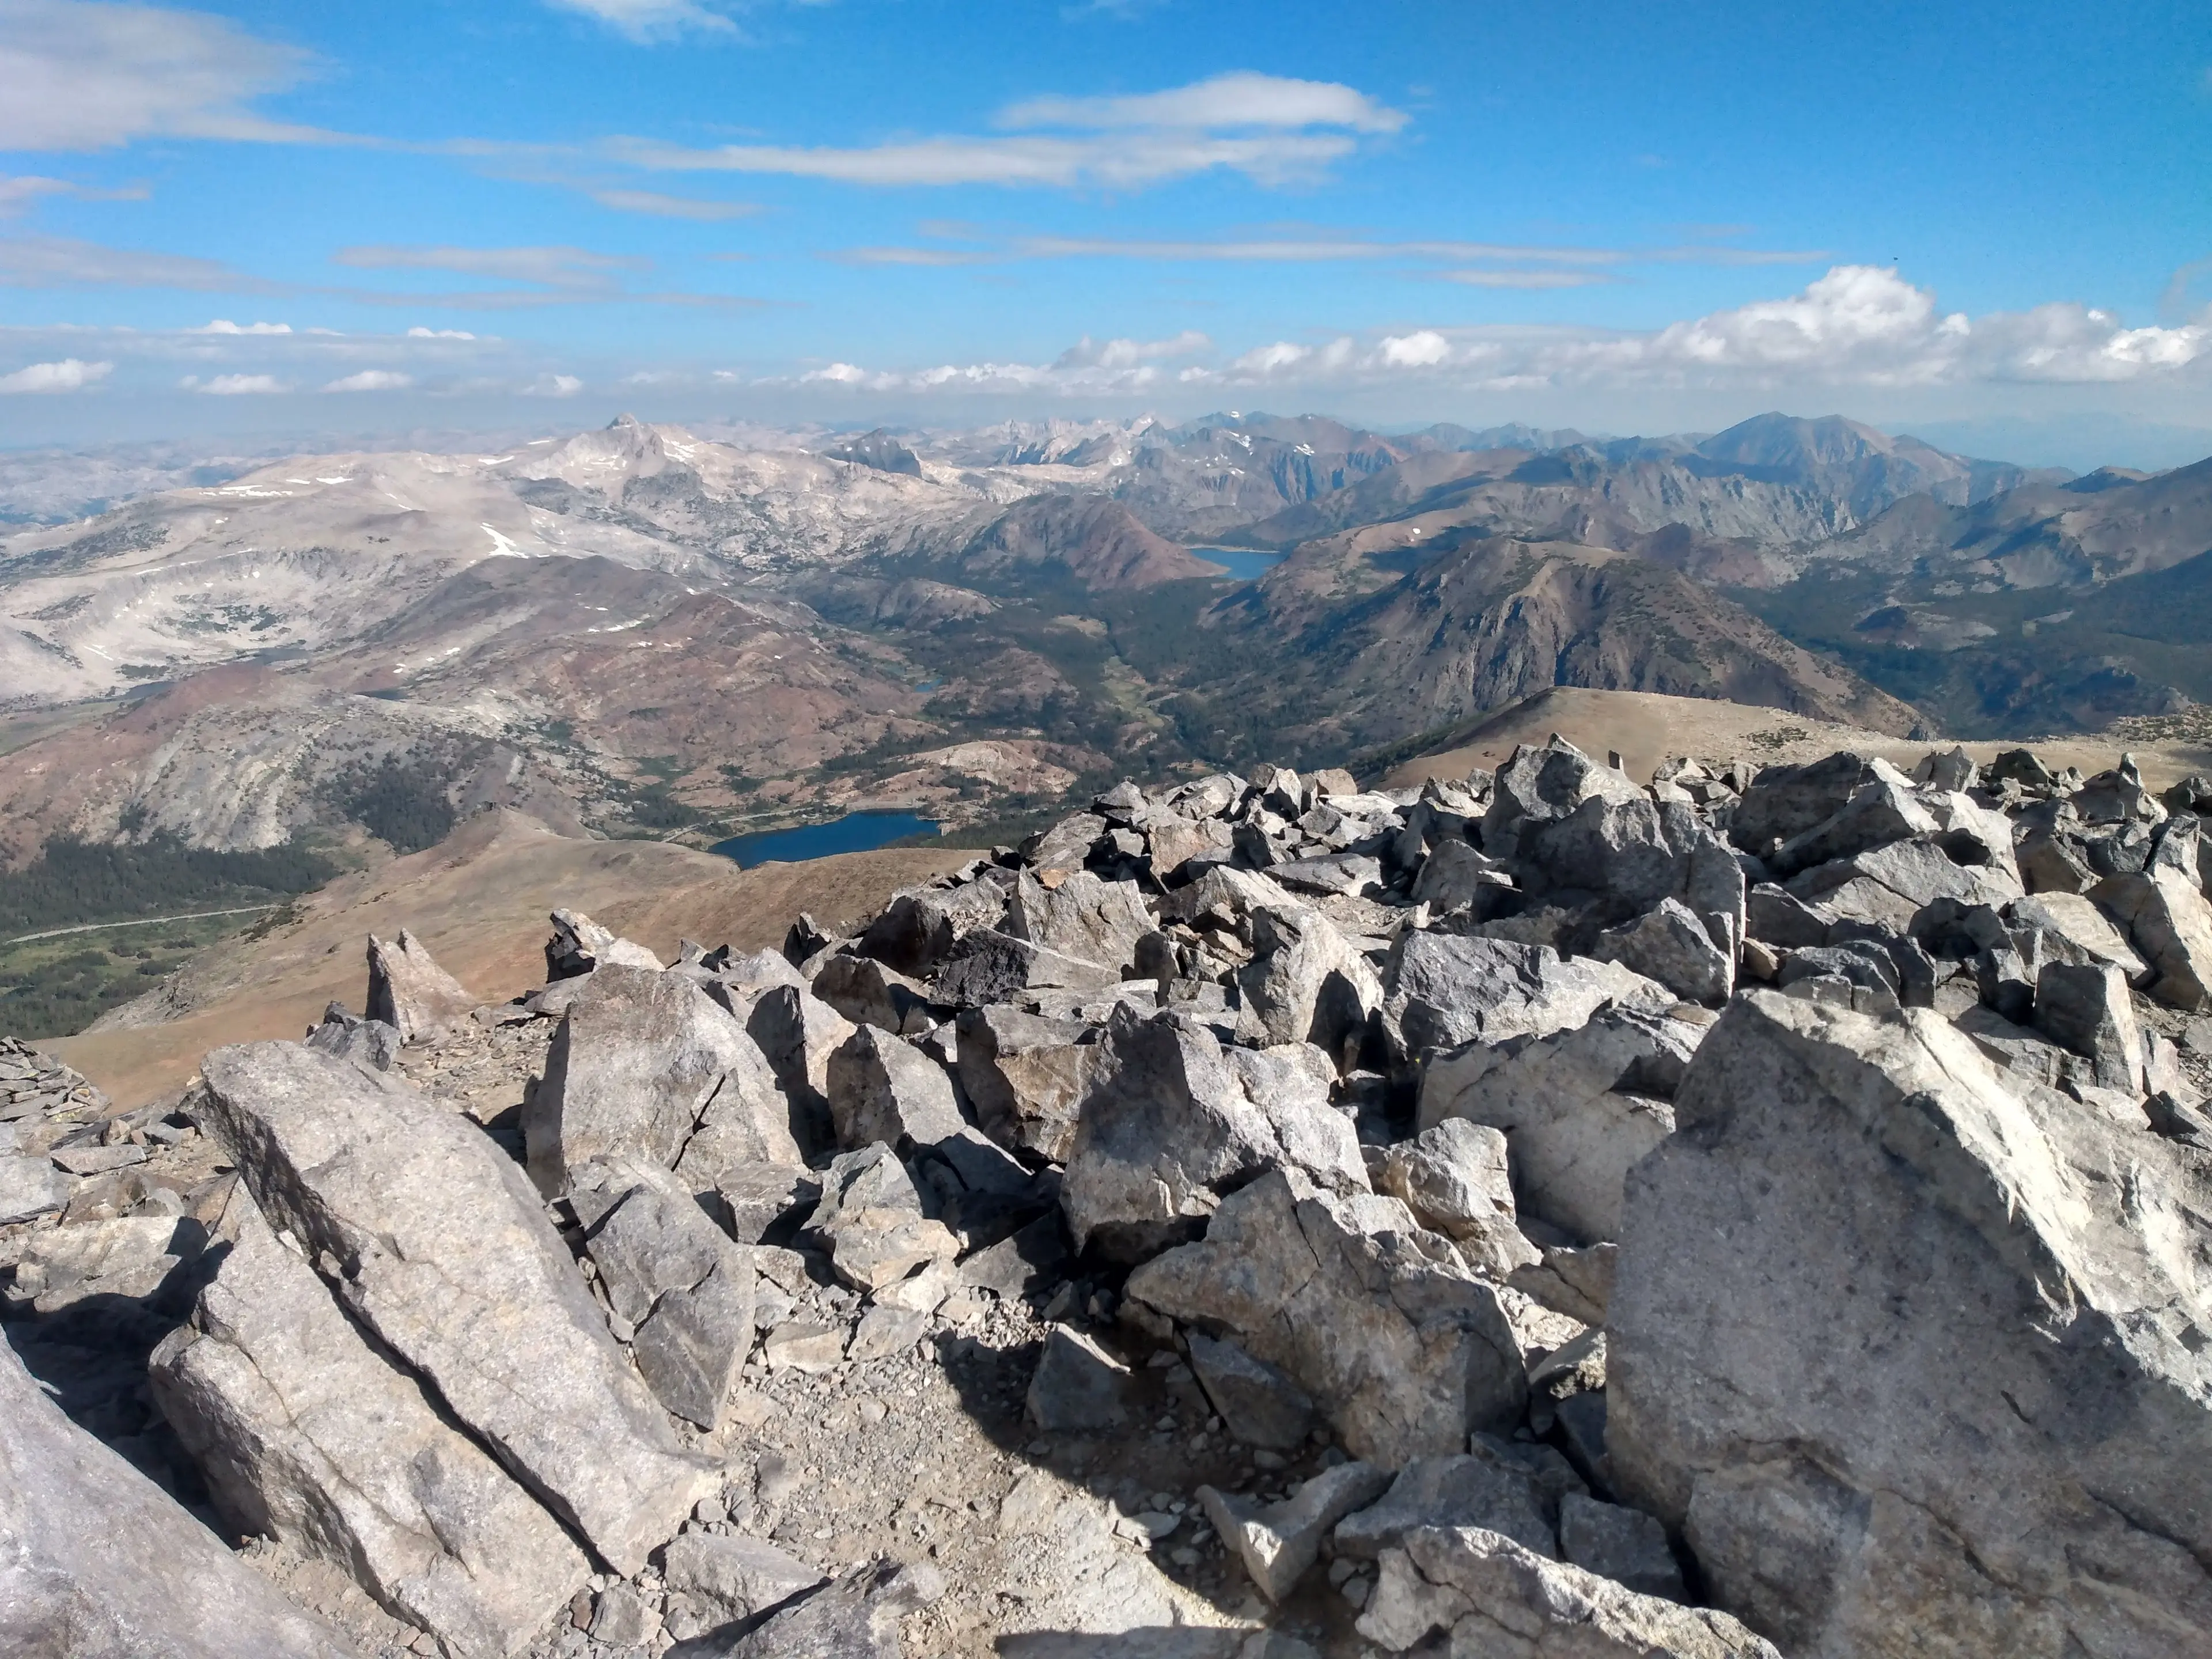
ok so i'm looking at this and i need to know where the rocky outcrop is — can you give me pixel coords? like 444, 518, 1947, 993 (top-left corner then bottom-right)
1358, 1527, 1777, 1658
1125, 1168, 1528, 1467
1608, 990, 2212, 1658
1060, 1006, 1366, 1262
16, 739, 2212, 1659
365, 929, 479, 1044
150, 1190, 589, 1657
194, 1041, 717, 1576
528, 963, 801, 1199
1, 1335, 362, 1659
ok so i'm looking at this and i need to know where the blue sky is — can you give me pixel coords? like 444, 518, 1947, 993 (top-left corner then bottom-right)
0, 0, 2207, 463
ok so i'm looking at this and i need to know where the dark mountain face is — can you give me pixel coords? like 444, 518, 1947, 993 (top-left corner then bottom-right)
825, 429, 925, 477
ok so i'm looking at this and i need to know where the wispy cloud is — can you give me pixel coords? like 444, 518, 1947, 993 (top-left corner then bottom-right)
0, 0, 339, 151
614, 71, 1403, 189
0, 232, 272, 290
328, 243, 755, 310
0, 173, 145, 216
832, 231, 1829, 272
0, 355, 110, 392
997, 72, 1406, 135
544, 0, 736, 41
588, 187, 759, 220
523, 372, 585, 396
774, 267, 2212, 398
334, 243, 646, 290
1437, 270, 1614, 289
190, 317, 291, 334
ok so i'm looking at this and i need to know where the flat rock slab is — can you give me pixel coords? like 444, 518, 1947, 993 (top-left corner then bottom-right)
151, 1192, 589, 1659
0, 1336, 363, 1659
195, 1040, 715, 1577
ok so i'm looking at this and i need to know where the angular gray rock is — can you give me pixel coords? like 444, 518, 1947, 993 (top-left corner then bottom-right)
2093, 863, 2212, 1010
150, 1191, 589, 1658
1591, 897, 1733, 1005
1198, 1460, 1391, 1601
1027, 1324, 1132, 1432
1383, 934, 1672, 1062
1729, 751, 1870, 854
934, 928, 1123, 1007
195, 1041, 717, 1577
660, 1533, 825, 1643
0, 1150, 67, 1225
1370, 1119, 1539, 1277
954, 1005, 1094, 1162
547, 907, 663, 978
666, 1558, 942, 1659
1558, 1493, 1684, 1601
1482, 737, 1645, 864
1421, 1006, 1700, 1244
1186, 1330, 1316, 1449
809, 951, 941, 1033
2, 1335, 363, 1659
857, 880, 1007, 976
1358, 1527, 1778, 1658
304, 1004, 401, 1070
745, 982, 857, 1124
1005, 869, 1152, 974
528, 963, 800, 1200
804, 1142, 960, 1293
571, 1159, 756, 1430
1333, 1453, 1560, 1560
2009, 892, 2150, 985
1408, 839, 1512, 912
1766, 766, 1934, 877
1234, 900, 1382, 1055
825, 1024, 966, 1150
1608, 990, 2212, 1658
365, 929, 478, 1044
1060, 1006, 1367, 1262
1125, 1167, 1528, 1467
2032, 960, 2145, 1093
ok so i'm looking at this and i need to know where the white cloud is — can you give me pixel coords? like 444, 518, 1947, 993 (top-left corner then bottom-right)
407, 325, 478, 339
998, 72, 1406, 134
191, 318, 290, 334
588, 187, 756, 220
0, 355, 109, 392
323, 369, 411, 392
615, 72, 1403, 189
1378, 329, 1450, 368
522, 372, 584, 396
544, 0, 735, 40
0, 0, 329, 151
185, 372, 289, 394
770, 267, 2212, 400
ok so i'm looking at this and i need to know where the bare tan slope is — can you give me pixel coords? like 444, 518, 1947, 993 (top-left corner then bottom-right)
43, 808, 963, 1108
1387, 687, 2212, 793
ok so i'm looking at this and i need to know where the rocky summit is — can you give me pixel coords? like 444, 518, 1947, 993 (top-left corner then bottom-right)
5, 737, 2212, 1658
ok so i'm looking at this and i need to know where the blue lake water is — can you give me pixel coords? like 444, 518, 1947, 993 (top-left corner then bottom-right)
711, 812, 940, 869
1189, 547, 1285, 582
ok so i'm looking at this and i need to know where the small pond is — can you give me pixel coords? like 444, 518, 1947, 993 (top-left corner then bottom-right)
710, 811, 941, 869
1188, 547, 1285, 582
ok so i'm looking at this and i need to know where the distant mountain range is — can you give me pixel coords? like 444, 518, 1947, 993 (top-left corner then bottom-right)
0, 406, 2205, 863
